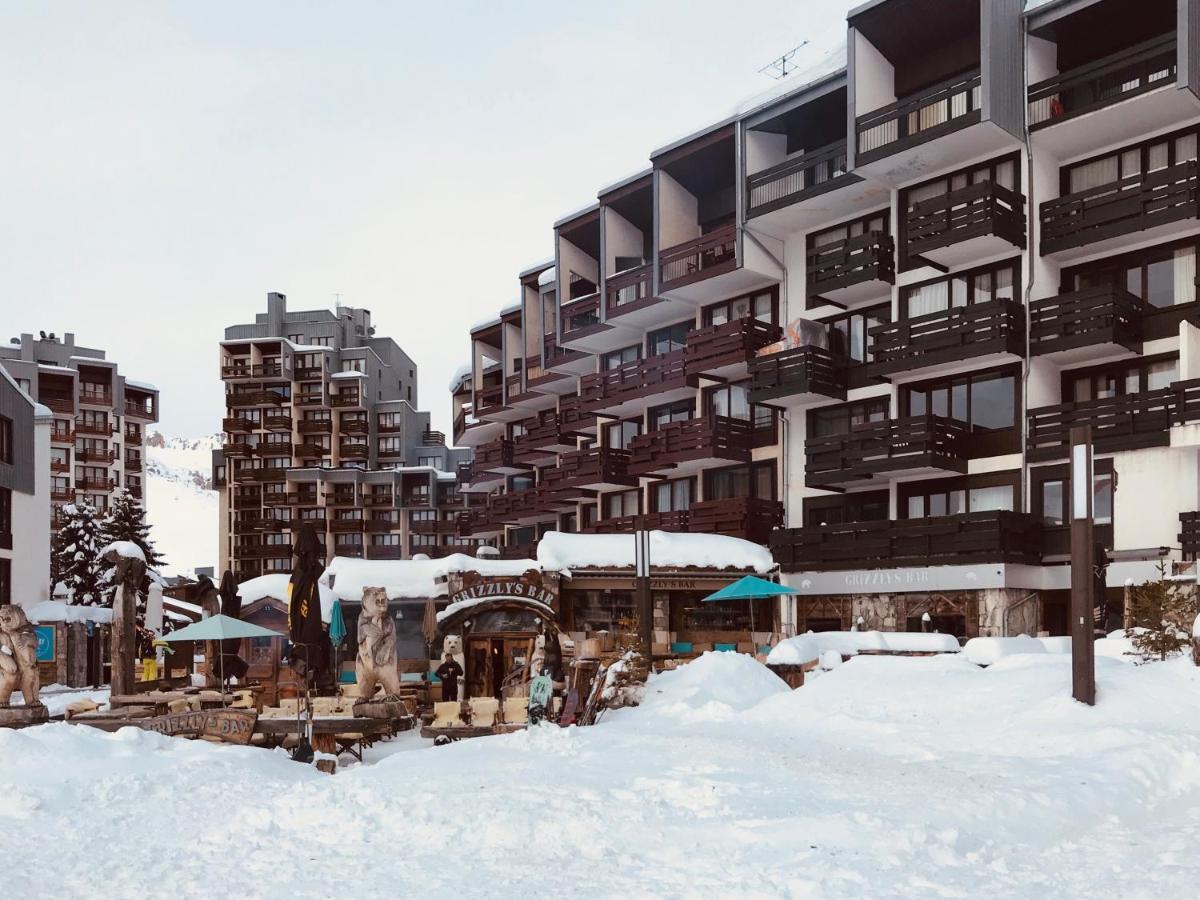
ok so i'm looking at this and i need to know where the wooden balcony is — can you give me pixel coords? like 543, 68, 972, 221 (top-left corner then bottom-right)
42, 397, 74, 415
249, 516, 292, 533
331, 393, 363, 408
903, 181, 1026, 269
233, 468, 260, 485
364, 518, 401, 534
233, 493, 262, 509
78, 389, 113, 407
748, 345, 847, 406
124, 399, 156, 420
421, 429, 445, 446
365, 544, 404, 560
473, 437, 522, 475
583, 511, 691, 535
338, 443, 369, 461
227, 390, 283, 409
457, 506, 504, 537
1028, 35, 1177, 131
126, 484, 143, 499
340, 419, 369, 436
1029, 286, 1143, 364
605, 264, 654, 317
329, 518, 365, 533
222, 417, 254, 434
50, 487, 74, 502
683, 318, 782, 381
50, 459, 70, 474
806, 231, 895, 308
75, 448, 116, 464
579, 349, 690, 419
747, 141, 854, 219
222, 441, 252, 458
297, 420, 333, 435
855, 70, 981, 167
688, 497, 783, 545
543, 333, 590, 375
255, 442, 293, 457
499, 542, 538, 561
542, 447, 636, 491
410, 518, 458, 536
76, 477, 116, 492
123, 457, 143, 473
560, 293, 603, 341
362, 492, 394, 507
513, 409, 580, 462
263, 414, 292, 432
293, 441, 329, 458
658, 224, 737, 293
771, 511, 1043, 572
262, 492, 296, 507
123, 428, 143, 446
255, 468, 288, 484
333, 542, 365, 559
805, 415, 968, 488
75, 421, 114, 437
50, 429, 75, 445
1026, 379, 1200, 462
628, 416, 752, 477
1040, 160, 1199, 258
1179, 511, 1200, 561
295, 490, 321, 506
294, 365, 324, 380
294, 394, 325, 408
868, 300, 1024, 379
220, 364, 253, 380
327, 491, 357, 507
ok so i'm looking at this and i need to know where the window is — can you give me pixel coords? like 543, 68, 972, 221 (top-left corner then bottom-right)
647, 322, 690, 357
652, 478, 693, 513
605, 419, 641, 450
341, 358, 365, 373
379, 437, 404, 456
1066, 355, 1178, 402
1063, 127, 1198, 195
309, 336, 333, 347
1035, 466, 1114, 528
901, 473, 1017, 519
702, 288, 778, 327
0, 416, 11, 464
823, 303, 891, 365
510, 473, 535, 493
602, 346, 640, 370
0, 486, 10, 536
803, 491, 889, 528
648, 400, 693, 432
417, 456, 440, 468
808, 398, 888, 438
0, 558, 10, 605
902, 259, 1019, 318
604, 490, 640, 519
704, 462, 775, 501
809, 210, 889, 251
1068, 239, 1198, 309
559, 512, 578, 533
903, 154, 1018, 213
287, 334, 304, 344
903, 367, 1018, 432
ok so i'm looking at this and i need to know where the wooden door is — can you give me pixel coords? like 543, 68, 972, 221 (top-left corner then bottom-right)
466, 640, 489, 699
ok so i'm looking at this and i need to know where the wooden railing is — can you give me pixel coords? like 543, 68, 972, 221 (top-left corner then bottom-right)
338, 443, 369, 459
474, 436, 516, 472
76, 448, 117, 464
1040, 160, 1199, 254
227, 390, 283, 408
605, 264, 653, 314
560, 293, 601, 336
1029, 286, 1143, 357
123, 456, 143, 473
421, 428, 445, 446
544, 447, 635, 489
41, 397, 74, 415
628, 416, 752, 476
1028, 34, 1177, 129
329, 517, 365, 533
255, 441, 293, 457
748, 345, 847, 405
79, 388, 113, 406
747, 141, 850, 217
1027, 379, 1200, 461
124, 399, 155, 419
514, 409, 578, 456
905, 181, 1026, 259
868, 299, 1024, 377
856, 69, 981, 164
580, 349, 688, 412
688, 497, 783, 545
75, 421, 114, 437
805, 414, 968, 487
262, 492, 297, 507
366, 544, 405, 560
76, 477, 116, 492
659, 224, 737, 292
123, 427, 143, 445
330, 393, 362, 408
683, 318, 782, 377
297, 420, 332, 435
293, 441, 329, 457
806, 231, 895, 302
771, 511, 1043, 571
50, 428, 75, 444
263, 414, 292, 432
583, 511, 691, 535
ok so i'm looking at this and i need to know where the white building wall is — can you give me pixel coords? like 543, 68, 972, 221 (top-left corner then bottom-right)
1111, 445, 1200, 552
9, 408, 52, 610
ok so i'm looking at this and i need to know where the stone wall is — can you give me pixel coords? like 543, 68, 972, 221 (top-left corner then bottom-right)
796, 589, 1044, 639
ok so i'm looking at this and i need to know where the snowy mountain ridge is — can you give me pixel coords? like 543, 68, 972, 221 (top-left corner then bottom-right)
143, 432, 219, 576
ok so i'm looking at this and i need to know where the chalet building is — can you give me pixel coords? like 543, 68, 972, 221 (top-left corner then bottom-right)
214, 292, 478, 578
451, 0, 1200, 641
0, 331, 159, 538
0, 367, 52, 608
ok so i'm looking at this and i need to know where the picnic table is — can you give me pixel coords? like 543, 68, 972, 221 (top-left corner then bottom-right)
256, 715, 411, 759
108, 690, 245, 715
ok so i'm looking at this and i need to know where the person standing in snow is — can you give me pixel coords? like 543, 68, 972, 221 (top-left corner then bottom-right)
436, 652, 463, 702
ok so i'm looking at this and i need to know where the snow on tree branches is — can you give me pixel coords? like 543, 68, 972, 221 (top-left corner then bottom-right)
50, 501, 106, 606
1127, 564, 1200, 662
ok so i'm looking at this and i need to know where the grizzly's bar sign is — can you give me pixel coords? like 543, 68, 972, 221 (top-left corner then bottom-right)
448, 580, 556, 607
140, 709, 258, 745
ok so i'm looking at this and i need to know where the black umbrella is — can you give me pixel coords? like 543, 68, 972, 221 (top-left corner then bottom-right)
217, 569, 250, 684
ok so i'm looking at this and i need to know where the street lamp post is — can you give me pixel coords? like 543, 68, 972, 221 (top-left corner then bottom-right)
1070, 425, 1097, 705
634, 520, 653, 656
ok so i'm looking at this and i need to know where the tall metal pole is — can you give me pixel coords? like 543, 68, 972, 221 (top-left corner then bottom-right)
1069, 425, 1096, 705
634, 520, 652, 654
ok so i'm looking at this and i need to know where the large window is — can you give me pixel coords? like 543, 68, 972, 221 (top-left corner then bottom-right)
903, 367, 1018, 431
1063, 126, 1198, 195
702, 288, 778, 327
803, 490, 888, 528
652, 478, 693, 513
1065, 354, 1178, 402
903, 154, 1018, 213
648, 400, 693, 432
809, 210, 888, 251
703, 461, 775, 501
604, 489, 640, 519
647, 322, 690, 357
808, 398, 889, 439
822, 303, 891, 365
605, 418, 641, 450
900, 473, 1017, 519
1066, 238, 1198, 309
1032, 460, 1115, 555
0, 416, 11, 464
602, 346, 640, 370
903, 259, 1019, 319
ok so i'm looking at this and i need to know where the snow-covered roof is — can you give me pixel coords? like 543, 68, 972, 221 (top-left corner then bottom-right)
598, 168, 652, 198
124, 379, 158, 392
448, 363, 471, 392
554, 201, 599, 229
237, 573, 334, 623
101, 541, 146, 563
470, 315, 501, 333
68, 355, 111, 365
34, 364, 77, 375
330, 371, 367, 379
518, 257, 554, 278
25, 601, 114, 625
320, 554, 540, 602
537, 266, 557, 287
499, 301, 522, 317
221, 337, 334, 353
537, 530, 773, 574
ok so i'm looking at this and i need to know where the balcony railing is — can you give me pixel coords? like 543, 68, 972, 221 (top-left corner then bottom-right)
806, 414, 968, 488
541, 447, 636, 492
79, 389, 113, 406
76, 477, 116, 492
1040, 160, 1199, 255
868, 299, 1024, 378
410, 518, 458, 536
1027, 379, 1200, 461
1028, 35, 1177, 129
123, 457, 142, 473
473, 437, 516, 473
658, 224, 737, 292
628, 416, 752, 477
747, 345, 847, 405
771, 511, 1043, 572
75, 448, 116, 464
222, 417, 254, 434
341, 417, 370, 436
605, 264, 653, 314
42, 397, 74, 415
363, 492, 394, 507
856, 69, 982, 165
294, 365, 324, 380
688, 497, 783, 545
583, 511, 691, 535
262, 492, 297, 507
255, 442, 293, 457
227, 390, 283, 408
75, 421, 114, 437
683, 318, 782, 378
327, 491, 357, 507
294, 393, 324, 407
904, 181, 1026, 260
329, 518, 365, 533
263, 414, 293, 432
50, 429, 75, 444
1029, 286, 1143, 358
222, 441, 252, 457
124, 400, 155, 420
331, 393, 362, 408
255, 468, 288, 483
747, 141, 852, 218
50, 459, 70, 474
421, 428, 445, 446
580, 349, 688, 413
293, 441, 330, 457
364, 518, 401, 533
365, 544, 404, 560
50, 487, 74, 501
806, 231, 895, 305
1180, 511, 1200, 561
297, 419, 332, 435
123, 428, 142, 446
560, 293, 602, 338
514, 409, 579, 458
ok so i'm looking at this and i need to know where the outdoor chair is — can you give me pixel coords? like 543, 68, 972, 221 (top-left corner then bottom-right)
501, 697, 528, 726
431, 701, 463, 729
468, 697, 499, 728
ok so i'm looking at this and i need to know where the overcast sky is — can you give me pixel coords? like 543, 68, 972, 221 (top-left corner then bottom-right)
1, 1, 850, 438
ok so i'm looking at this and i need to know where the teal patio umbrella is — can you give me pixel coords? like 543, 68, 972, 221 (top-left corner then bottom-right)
162, 615, 286, 699
701, 575, 799, 632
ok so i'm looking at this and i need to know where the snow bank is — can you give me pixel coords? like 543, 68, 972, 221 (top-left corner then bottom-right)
237, 573, 335, 623
537, 530, 773, 573
321, 553, 539, 602
637, 652, 788, 722
767, 630, 959, 665
537, 266, 556, 286
1038, 636, 1073, 654
963, 636, 1046, 666
24, 601, 113, 625
766, 634, 820, 666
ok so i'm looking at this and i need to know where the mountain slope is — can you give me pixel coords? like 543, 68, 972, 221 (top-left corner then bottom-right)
144, 433, 219, 577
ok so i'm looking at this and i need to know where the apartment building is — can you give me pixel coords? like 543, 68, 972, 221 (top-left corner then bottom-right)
0, 332, 159, 537
215, 293, 475, 578
0, 367, 52, 608
452, 0, 1200, 639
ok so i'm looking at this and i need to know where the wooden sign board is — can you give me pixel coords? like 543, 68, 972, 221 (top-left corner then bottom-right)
141, 709, 258, 745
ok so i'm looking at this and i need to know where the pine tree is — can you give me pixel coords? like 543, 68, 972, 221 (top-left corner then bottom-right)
1127, 564, 1199, 662
51, 501, 106, 606
99, 489, 163, 608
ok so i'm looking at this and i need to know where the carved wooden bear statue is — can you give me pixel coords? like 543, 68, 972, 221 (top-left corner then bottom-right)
0, 605, 43, 708
356, 587, 400, 700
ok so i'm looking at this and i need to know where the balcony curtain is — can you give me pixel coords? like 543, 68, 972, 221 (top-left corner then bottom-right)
1174, 247, 1197, 306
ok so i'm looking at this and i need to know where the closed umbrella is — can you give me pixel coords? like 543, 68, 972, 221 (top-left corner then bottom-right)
287, 523, 327, 681
218, 570, 250, 683
422, 596, 438, 653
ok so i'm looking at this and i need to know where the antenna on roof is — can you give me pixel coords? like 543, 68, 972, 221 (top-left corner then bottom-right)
758, 41, 809, 80
333, 293, 344, 310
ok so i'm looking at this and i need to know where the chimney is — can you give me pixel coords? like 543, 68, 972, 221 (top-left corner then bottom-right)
267, 292, 287, 336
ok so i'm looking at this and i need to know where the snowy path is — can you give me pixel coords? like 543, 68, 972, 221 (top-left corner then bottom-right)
2, 653, 1200, 898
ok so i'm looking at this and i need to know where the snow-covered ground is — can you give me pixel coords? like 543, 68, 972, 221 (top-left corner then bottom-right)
143, 433, 219, 576
3, 652, 1200, 897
